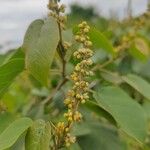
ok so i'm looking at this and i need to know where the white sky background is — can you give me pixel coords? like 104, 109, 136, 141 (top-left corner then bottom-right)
0, 0, 148, 53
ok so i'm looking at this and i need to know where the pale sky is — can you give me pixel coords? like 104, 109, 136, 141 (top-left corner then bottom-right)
0, 0, 148, 53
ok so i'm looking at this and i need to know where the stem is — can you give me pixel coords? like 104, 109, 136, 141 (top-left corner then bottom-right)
92, 53, 124, 71
92, 57, 115, 71
43, 77, 68, 105
57, 21, 63, 44
62, 58, 66, 78
56, 10, 67, 78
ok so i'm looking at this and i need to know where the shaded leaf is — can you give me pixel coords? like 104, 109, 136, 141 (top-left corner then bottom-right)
143, 100, 150, 121
84, 100, 116, 125
62, 143, 81, 150
101, 72, 122, 84
89, 28, 115, 55
69, 143, 82, 150
71, 123, 91, 136
25, 119, 51, 150
73, 26, 115, 55
78, 123, 126, 150
63, 29, 78, 62
94, 86, 147, 143
122, 74, 150, 100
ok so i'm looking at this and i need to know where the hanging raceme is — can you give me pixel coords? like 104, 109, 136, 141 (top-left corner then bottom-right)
51, 21, 94, 148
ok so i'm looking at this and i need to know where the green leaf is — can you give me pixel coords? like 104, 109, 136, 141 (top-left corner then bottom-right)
0, 52, 14, 65
78, 123, 126, 150
143, 100, 150, 121
84, 100, 116, 125
0, 117, 32, 150
2, 48, 25, 65
63, 29, 77, 62
89, 28, 115, 55
129, 37, 150, 61
69, 143, 82, 150
9, 48, 25, 60
25, 119, 51, 150
62, 29, 73, 44
23, 17, 59, 86
0, 58, 25, 97
101, 72, 123, 84
62, 143, 81, 150
0, 112, 15, 134
94, 86, 147, 143
73, 26, 115, 55
71, 123, 91, 137
122, 74, 150, 100
0, 48, 25, 97
0, 55, 6, 65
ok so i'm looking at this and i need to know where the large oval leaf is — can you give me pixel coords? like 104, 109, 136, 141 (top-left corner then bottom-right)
0, 117, 32, 150
122, 74, 150, 100
23, 17, 59, 86
94, 86, 147, 143
25, 119, 51, 150
78, 123, 126, 150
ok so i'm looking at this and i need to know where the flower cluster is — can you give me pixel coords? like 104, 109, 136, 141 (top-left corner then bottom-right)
115, 34, 132, 52
133, 10, 150, 30
47, 0, 71, 51
47, 0, 67, 29
115, 9, 149, 53
55, 21, 94, 147
0, 101, 7, 113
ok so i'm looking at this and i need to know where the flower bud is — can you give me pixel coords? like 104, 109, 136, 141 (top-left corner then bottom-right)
59, 4, 66, 13
83, 28, 89, 33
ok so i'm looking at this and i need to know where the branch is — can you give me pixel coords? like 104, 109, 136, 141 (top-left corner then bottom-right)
56, 10, 67, 78
92, 57, 114, 71
43, 77, 68, 105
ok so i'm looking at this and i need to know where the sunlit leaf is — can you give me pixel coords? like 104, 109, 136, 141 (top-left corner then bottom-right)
23, 17, 59, 86
0, 117, 32, 150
